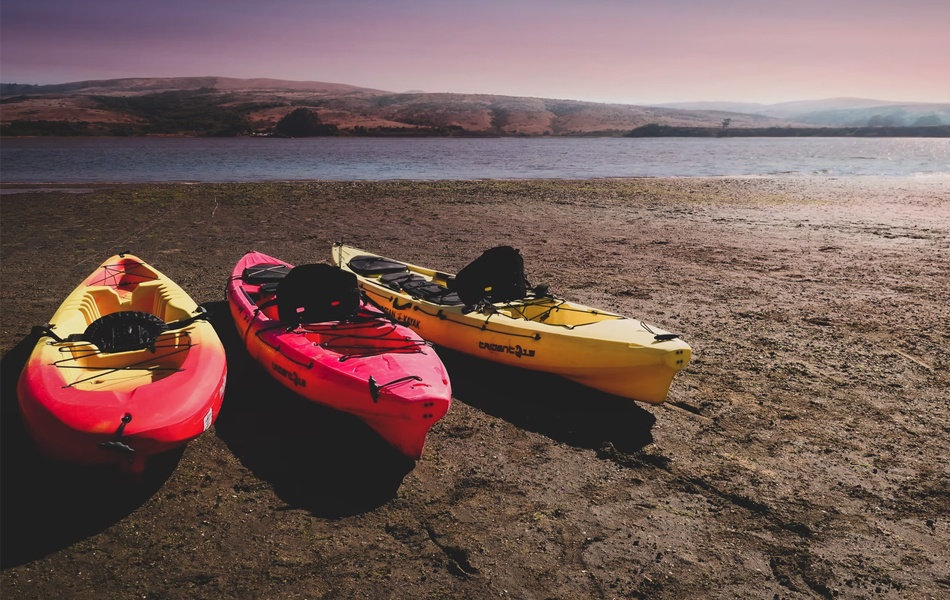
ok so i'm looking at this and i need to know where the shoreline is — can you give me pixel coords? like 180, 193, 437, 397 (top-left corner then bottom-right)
2, 178, 948, 599
3, 172, 949, 188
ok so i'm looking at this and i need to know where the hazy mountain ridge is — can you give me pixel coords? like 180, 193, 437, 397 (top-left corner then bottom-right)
655, 98, 950, 127
2, 77, 946, 136
0, 77, 390, 96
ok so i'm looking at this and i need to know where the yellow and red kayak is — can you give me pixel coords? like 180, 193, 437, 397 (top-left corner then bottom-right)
332, 243, 691, 404
17, 253, 227, 473
226, 251, 451, 459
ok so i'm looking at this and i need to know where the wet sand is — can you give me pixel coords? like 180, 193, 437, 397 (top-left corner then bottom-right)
2, 178, 948, 599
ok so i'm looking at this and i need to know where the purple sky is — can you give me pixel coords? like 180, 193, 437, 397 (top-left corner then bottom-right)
2, 0, 948, 104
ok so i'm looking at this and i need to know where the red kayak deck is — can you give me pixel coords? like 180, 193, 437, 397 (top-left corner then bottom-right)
226, 251, 452, 459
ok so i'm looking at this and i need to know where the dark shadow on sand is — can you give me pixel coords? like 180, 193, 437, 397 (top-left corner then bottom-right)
1, 332, 180, 570
434, 347, 656, 454
205, 301, 415, 519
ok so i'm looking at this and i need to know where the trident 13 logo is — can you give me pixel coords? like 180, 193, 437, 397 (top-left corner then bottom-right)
478, 341, 536, 359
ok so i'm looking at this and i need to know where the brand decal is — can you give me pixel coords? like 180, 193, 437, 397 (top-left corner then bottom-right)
478, 341, 536, 358
381, 306, 421, 329
272, 362, 307, 387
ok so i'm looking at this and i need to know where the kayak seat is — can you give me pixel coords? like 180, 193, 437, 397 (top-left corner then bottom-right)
82, 311, 169, 353
452, 246, 528, 305
348, 255, 409, 276
276, 264, 361, 325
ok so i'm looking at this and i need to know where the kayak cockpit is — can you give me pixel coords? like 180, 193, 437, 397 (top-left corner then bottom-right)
489, 298, 624, 327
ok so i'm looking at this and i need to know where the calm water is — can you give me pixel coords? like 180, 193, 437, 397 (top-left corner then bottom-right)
1, 136, 948, 183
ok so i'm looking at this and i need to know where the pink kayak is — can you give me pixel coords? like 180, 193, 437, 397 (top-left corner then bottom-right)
226, 250, 452, 459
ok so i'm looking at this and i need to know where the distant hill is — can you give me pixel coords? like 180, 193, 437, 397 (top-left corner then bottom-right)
0, 76, 797, 137
654, 98, 950, 127
1, 77, 945, 137
0, 77, 390, 96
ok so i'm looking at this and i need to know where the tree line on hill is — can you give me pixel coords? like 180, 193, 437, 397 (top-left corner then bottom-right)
625, 123, 950, 138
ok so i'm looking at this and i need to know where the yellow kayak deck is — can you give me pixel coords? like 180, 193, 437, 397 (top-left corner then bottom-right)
332, 243, 691, 404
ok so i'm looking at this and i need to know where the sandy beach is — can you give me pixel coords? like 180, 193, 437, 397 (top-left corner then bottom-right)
1, 177, 948, 599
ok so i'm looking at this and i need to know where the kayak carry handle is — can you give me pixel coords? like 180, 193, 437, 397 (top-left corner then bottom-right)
369, 375, 424, 403
100, 413, 135, 455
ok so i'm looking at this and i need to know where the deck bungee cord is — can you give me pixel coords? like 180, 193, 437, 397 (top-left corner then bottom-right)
364, 285, 626, 340
50, 337, 194, 389
86, 258, 160, 287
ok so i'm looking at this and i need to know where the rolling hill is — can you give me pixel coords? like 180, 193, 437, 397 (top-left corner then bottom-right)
0, 76, 793, 137
2, 77, 946, 137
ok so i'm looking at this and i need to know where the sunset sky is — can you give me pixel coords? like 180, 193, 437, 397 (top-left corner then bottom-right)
2, 0, 948, 105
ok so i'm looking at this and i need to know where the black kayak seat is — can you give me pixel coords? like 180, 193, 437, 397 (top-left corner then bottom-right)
452, 246, 528, 305
82, 311, 169, 353
276, 264, 361, 325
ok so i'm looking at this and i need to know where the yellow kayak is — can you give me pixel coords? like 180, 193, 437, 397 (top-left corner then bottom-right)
331, 243, 691, 404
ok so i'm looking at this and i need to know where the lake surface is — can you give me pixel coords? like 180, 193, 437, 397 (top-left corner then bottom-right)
1, 137, 948, 183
